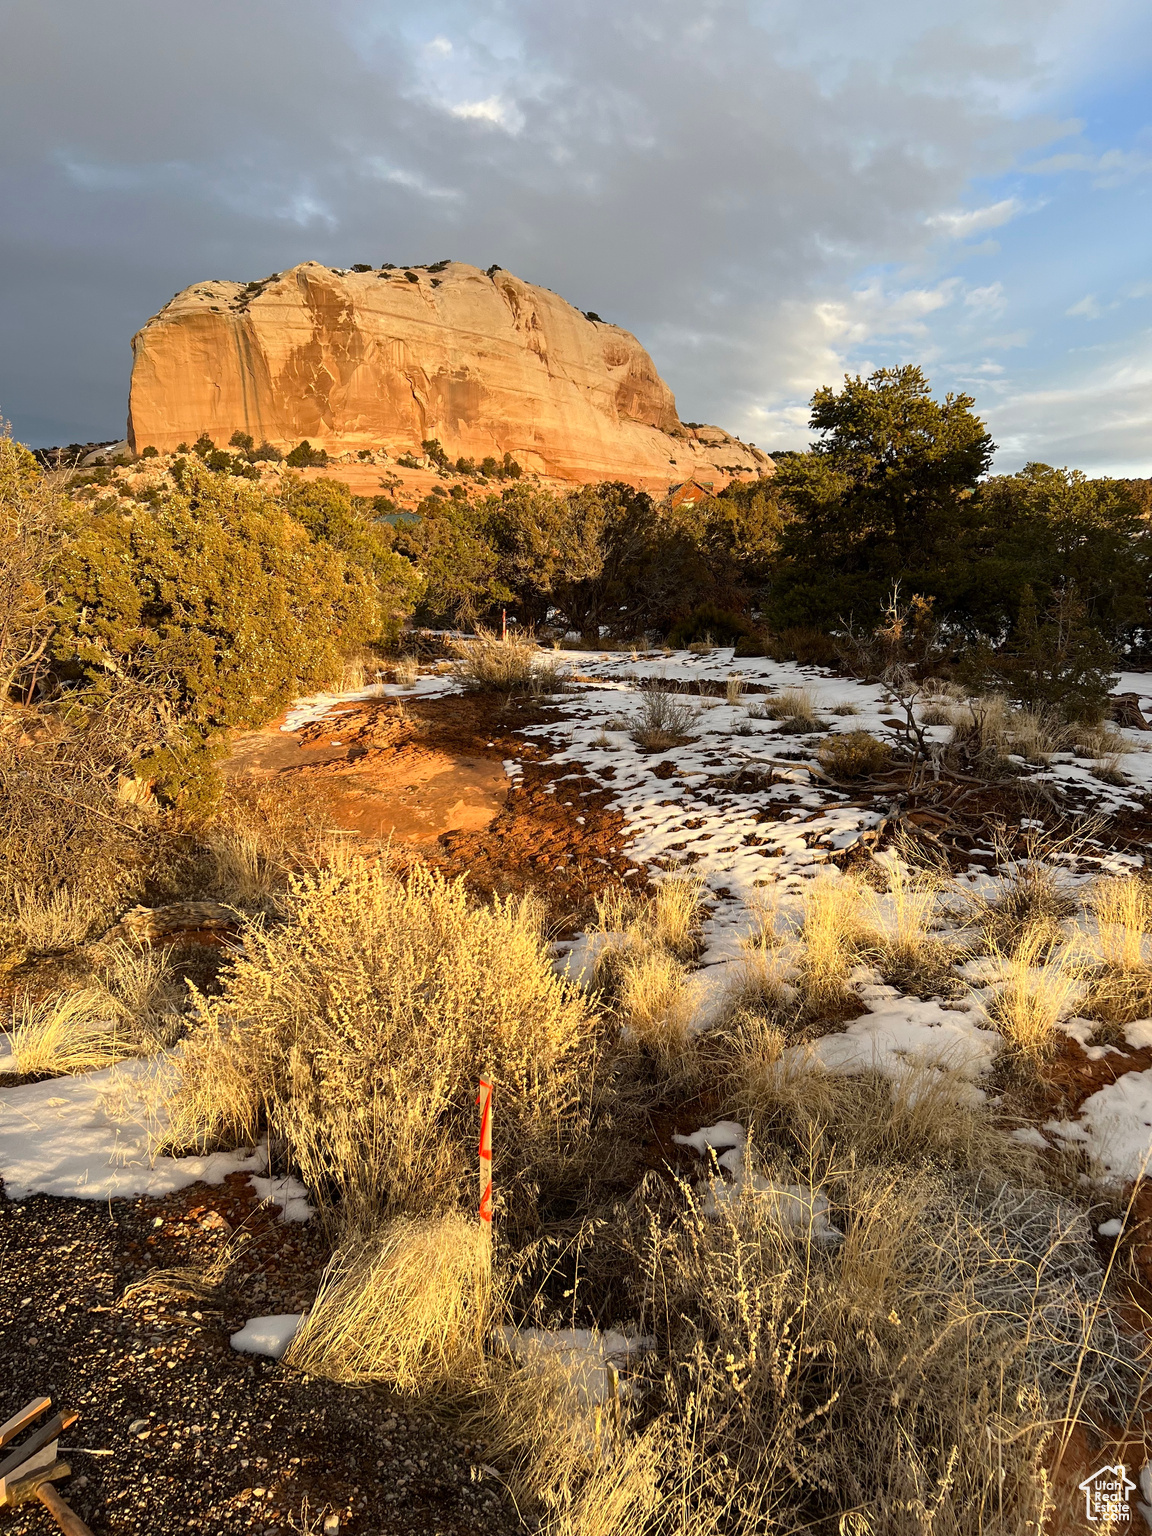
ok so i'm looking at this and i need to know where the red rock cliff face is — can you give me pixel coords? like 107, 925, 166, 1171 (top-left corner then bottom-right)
128, 262, 770, 485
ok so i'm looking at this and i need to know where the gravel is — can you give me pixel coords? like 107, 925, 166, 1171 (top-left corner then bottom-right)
0, 1177, 519, 1535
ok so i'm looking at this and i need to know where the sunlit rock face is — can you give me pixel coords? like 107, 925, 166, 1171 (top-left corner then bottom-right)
128, 261, 771, 485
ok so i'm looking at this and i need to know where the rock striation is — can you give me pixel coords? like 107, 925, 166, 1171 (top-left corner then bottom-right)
128, 262, 771, 487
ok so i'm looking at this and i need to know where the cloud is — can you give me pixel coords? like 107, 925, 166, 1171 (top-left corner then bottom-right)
449, 95, 524, 131
1026, 145, 1152, 187
926, 197, 1023, 240
963, 281, 1007, 314
990, 339, 1152, 475
0, 0, 1141, 467
1066, 293, 1102, 319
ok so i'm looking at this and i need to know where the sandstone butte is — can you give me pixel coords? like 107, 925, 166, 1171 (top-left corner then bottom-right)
127, 260, 773, 492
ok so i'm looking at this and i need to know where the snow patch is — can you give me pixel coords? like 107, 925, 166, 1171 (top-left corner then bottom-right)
0, 1056, 265, 1201
250, 1173, 314, 1223
230, 1314, 302, 1360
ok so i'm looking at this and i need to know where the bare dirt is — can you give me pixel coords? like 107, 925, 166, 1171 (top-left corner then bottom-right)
226, 690, 648, 928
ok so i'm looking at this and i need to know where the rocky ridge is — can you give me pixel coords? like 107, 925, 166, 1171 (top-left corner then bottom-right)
128, 262, 771, 489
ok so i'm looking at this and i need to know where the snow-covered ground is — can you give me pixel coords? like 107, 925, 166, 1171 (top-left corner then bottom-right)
6, 650, 1152, 1210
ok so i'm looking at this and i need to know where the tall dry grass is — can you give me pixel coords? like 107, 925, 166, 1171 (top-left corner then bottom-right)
161, 854, 594, 1229
858, 862, 963, 998
11, 883, 112, 951
284, 1215, 492, 1389
6, 988, 132, 1076
949, 694, 1063, 769
985, 930, 1084, 1059
616, 1146, 1136, 1535
961, 837, 1077, 955
202, 826, 287, 909
1077, 873, 1152, 1029
761, 686, 824, 732
795, 873, 867, 1016
593, 878, 705, 1064
453, 629, 565, 694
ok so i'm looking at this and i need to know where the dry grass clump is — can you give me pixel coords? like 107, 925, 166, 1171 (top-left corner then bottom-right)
331, 649, 383, 692
719, 876, 868, 1038
950, 694, 1063, 769
858, 862, 965, 998
284, 1215, 492, 1389
628, 690, 697, 751
816, 728, 893, 780
201, 826, 287, 909
794, 873, 867, 1017
984, 930, 1084, 1060
6, 987, 132, 1076
393, 655, 419, 688
761, 686, 826, 733
452, 628, 565, 694
10, 883, 111, 952
100, 944, 187, 1048
724, 673, 744, 704
618, 1150, 1134, 1534
962, 844, 1077, 956
1076, 874, 1152, 1029
162, 854, 593, 1230
615, 949, 694, 1063
594, 878, 705, 1064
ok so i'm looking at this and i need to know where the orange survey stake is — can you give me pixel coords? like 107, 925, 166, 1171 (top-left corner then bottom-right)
477, 1077, 493, 1232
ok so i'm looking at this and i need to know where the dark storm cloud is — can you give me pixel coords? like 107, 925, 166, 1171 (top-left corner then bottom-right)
0, 0, 1076, 446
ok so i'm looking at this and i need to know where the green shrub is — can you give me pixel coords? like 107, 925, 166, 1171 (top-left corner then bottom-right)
140, 445, 159, 459
667, 603, 754, 648
229, 431, 255, 454
51, 466, 386, 799
285, 440, 329, 469
421, 438, 451, 470
192, 433, 215, 457
251, 441, 282, 463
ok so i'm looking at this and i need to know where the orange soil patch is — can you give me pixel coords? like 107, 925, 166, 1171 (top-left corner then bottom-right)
225, 690, 645, 926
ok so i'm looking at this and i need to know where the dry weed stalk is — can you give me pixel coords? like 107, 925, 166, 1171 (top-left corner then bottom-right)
960, 830, 1077, 954
204, 826, 286, 908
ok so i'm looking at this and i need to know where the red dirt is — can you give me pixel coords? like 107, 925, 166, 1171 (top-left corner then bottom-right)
226, 690, 649, 927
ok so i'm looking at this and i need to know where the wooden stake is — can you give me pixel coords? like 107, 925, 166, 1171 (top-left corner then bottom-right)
0, 1398, 50, 1452
0, 1409, 79, 1492
477, 1077, 493, 1239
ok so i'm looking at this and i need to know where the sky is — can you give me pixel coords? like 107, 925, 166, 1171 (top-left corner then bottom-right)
1, 0, 1150, 474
